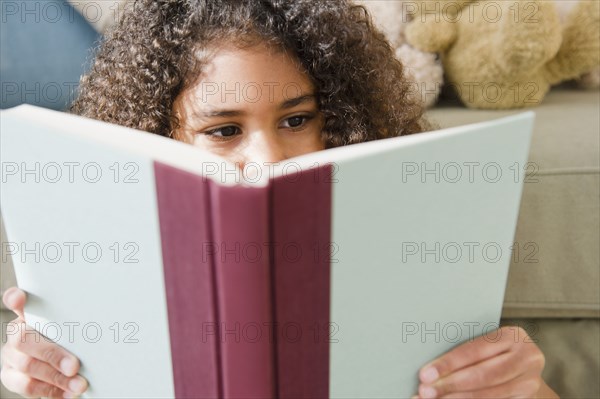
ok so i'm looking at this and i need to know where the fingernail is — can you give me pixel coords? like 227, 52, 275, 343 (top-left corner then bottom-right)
68, 376, 87, 394
419, 385, 437, 399
420, 366, 439, 384
60, 357, 77, 376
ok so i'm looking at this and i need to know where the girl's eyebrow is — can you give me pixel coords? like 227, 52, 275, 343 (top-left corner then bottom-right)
279, 94, 316, 109
196, 93, 316, 118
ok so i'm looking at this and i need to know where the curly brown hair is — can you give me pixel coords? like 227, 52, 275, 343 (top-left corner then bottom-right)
71, 0, 432, 148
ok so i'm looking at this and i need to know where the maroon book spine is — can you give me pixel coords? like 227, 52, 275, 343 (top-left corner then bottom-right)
208, 181, 276, 398
154, 162, 221, 398
271, 164, 333, 398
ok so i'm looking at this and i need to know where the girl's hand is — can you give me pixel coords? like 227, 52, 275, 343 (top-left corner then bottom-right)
0, 287, 88, 398
413, 326, 559, 399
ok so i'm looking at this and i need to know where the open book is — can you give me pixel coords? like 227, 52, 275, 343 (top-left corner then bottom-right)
0, 105, 534, 398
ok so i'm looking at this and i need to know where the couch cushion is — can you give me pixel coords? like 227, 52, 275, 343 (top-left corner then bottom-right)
427, 87, 600, 318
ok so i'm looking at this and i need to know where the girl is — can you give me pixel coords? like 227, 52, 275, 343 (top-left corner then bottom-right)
1, 1, 557, 398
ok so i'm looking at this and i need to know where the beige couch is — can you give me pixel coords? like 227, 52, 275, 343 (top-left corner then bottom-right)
1, 87, 599, 398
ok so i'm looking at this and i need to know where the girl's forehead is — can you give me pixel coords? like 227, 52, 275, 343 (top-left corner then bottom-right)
180, 44, 316, 110
203, 44, 311, 87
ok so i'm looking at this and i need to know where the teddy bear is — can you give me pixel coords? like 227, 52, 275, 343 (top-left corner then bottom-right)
554, 1, 600, 91
403, 0, 600, 109
355, 0, 445, 108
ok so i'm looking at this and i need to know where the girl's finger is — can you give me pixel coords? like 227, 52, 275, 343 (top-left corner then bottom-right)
6, 319, 80, 377
438, 372, 542, 399
418, 351, 521, 398
2, 287, 26, 320
2, 344, 88, 395
418, 326, 529, 384
0, 366, 67, 399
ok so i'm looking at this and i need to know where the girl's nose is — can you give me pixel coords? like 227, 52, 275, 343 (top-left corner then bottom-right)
238, 129, 287, 170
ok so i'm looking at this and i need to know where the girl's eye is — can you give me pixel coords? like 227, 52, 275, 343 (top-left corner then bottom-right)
204, 125, 240, 138
287, 116, 305, 128
281, 115, 314, 129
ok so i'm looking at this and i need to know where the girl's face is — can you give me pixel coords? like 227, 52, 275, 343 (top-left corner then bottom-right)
172, 43, 326, 169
